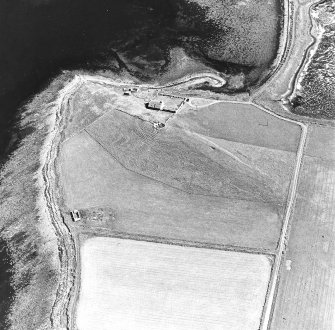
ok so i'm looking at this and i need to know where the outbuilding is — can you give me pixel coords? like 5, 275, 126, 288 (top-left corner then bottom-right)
147, 99, 164, 111
70, 209, 81, 222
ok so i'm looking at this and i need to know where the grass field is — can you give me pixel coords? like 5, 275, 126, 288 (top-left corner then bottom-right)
76, 237, 272, 330
193, 135, 296, 195
171, 102, 301, 152
271, 126, 335, 329
85, 108, 290, 204
59, 131, 282, 250
305, 125, 335, 161
56, 93, 303, 251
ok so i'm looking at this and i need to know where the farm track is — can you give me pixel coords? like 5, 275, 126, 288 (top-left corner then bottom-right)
271, 154, 335, 329
45, 73, 306, 330
260, 121, 307, 329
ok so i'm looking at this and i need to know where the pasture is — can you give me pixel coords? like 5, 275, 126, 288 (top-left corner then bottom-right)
85, 108, 291, 204
171, 102, 301, 152
76, 237, 271, 330
56, 93, 303, 251
63, 82, 172, 140
59, 129, 284, 251
305, 125, 335, 161
272, 125, 335, 329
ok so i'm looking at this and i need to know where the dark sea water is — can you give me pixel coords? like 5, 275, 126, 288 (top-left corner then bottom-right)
0, 0, 281, 162
0, 0, 281, 325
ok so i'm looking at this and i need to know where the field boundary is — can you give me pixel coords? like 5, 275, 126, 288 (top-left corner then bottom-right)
260, 121, 308, 329
79, 230, 276, 257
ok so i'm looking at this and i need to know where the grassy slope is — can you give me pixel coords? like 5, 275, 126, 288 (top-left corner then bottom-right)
171, 102, 301, 152
85, 109, 282, 203
59, 131, 282, 250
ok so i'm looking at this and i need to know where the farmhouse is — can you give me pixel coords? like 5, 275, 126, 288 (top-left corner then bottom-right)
147, 99, 164, 111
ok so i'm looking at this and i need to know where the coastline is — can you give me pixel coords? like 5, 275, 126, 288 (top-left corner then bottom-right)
0, 73, 73, 329
0, 67, 243, 329
40, 76, 83, 328
0, 1, 323, 325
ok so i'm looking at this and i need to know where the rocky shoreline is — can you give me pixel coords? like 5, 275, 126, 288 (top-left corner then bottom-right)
0, 74, 73, 329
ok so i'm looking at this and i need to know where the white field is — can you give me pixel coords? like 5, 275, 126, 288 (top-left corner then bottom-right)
76, 237, 271, 330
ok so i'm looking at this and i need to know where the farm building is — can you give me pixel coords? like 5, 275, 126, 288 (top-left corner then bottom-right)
147, 99, 164, 111
123, 87, 139, 93
70, 209, 81, 222
146, 95, 187, 113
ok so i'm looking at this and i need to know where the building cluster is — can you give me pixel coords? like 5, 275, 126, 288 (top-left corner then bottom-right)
121, 85, 189, 114
123, 86, 139, 96
146, 97, 188, 113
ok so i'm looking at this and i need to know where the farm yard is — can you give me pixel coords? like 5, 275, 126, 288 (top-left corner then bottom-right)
271, 125, 335, 329
61, 81, 175, 142
76, 237, 272, 330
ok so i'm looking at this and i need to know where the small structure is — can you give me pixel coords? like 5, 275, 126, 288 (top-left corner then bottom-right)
70, 209, 81, 222
147, 99, 164, 111
153, 122, 165, 129
123, 87, 139, 95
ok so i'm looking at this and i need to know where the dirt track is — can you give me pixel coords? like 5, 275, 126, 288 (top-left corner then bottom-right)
271, 125, 335, 329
